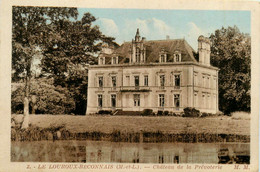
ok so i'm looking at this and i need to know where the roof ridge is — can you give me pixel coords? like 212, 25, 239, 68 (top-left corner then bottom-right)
120, 38, 185, 45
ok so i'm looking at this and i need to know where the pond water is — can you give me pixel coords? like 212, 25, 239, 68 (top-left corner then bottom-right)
11, 141, 249, 164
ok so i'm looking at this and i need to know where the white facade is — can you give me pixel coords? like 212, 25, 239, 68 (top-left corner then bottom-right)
86, 30, 218, 114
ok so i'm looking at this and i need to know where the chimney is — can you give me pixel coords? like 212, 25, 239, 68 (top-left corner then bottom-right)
198, 35, 211, 66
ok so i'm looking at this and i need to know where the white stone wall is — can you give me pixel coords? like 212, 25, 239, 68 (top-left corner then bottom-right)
86, 63, 218, 114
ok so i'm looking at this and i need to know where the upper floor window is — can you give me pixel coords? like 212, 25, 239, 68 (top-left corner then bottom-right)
134, 76, 139, 87
98, 76, 103, 87
159, 94, 165, 107
174, 74, 180, 87
202, 76, 206, 87
160, 75, 165, 86
126, 76, 130, 86
111, 76, 116, 87
194, 73, 198, 86
144, 75, 149, 86
134, 94, 140, 106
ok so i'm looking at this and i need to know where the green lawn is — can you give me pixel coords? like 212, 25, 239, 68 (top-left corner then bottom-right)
12, 114, 250, 135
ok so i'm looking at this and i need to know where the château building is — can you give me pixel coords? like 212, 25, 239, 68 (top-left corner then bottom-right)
86, 29, 218, 114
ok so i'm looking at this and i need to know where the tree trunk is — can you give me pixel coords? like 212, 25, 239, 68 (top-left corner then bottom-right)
21, 76, 30, 129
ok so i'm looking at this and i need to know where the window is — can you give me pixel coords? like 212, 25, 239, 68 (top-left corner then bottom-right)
112, 76, 116, 87
134, 94, 140, 106
194, 92, 198, 107
98, 77, 103, 87
174, 94, 180, 107
126, 76, 130, 86
194, 73, 198, 86
144, 75, 148, 86
112, 57, 117, 64
174, 53, 181, 62
159, 94, 165, 107
174, 75, 180, 87
207, 76, 210, 88
202, 94, 205, 108
98, 95, 103, 107
176, 54, 180, 62
99, 57, 104, 65
213, 77, 216, 89
160, 55, 166, 63
111, 94, 116, 108
134, 76, 139, 87
202, 76, 206, 87
160, 75, 165, 86
136, 48, 140, 62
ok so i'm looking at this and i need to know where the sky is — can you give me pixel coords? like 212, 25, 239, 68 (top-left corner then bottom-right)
78, 8, 250, 50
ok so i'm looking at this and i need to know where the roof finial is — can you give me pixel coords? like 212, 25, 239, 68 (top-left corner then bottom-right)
136, 28, 140, 36
135, 28, 140, 41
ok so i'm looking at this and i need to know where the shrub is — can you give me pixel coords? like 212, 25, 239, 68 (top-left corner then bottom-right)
163, 111, 169, 116
11, 79, 75, 114
183, 107, 200, 117
157, 110, 163, 116
98, 110, 112, 115
200, 112, 209, 118
141, 109, 153, 116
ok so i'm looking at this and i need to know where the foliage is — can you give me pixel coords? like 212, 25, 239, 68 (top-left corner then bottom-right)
12, 6, 118, 115
141, 109, 154, 116
12, 78, 75, 114
40, 11, 117, 114
210, 26, 251, 114
183, 107, 200, 117
98, 110, 112, 115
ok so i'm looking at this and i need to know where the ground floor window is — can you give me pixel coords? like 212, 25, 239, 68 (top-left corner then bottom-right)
134, 94, 140, 106
159, 94, 165, 107
98, 95, 103, 107
111, 94, 116, 107
174, 94, 180, 107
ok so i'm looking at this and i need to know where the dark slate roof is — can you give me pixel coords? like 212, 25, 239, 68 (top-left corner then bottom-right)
112, 39, 197, 64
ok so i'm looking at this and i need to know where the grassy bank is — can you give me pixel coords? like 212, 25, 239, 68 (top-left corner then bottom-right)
12, 114, 250, 135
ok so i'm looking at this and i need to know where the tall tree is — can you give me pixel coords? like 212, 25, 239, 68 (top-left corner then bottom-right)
41, 12, 118, 114
209, 26, 251, 114
12, 6, 78, 128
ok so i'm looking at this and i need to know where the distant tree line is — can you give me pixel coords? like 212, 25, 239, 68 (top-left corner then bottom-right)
11, 6, 250, 125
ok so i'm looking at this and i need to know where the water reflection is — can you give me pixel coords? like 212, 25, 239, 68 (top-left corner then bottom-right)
85, 141, 249, 164
11, 141, 249, 164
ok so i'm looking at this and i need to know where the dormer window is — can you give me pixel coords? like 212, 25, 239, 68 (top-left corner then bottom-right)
174, 52, 181, 62
159, 49, 167, 63
99, 57, 105, 65
111, 56, 118, 64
